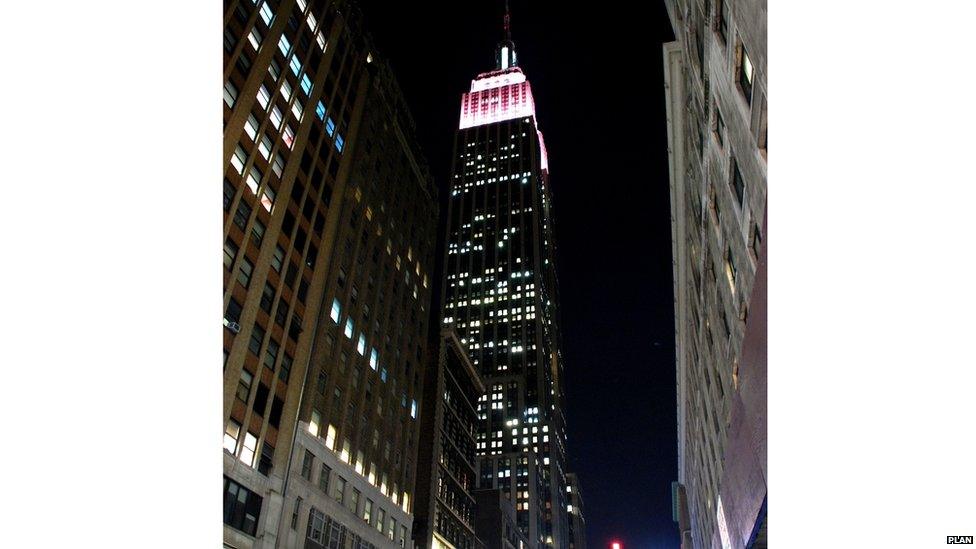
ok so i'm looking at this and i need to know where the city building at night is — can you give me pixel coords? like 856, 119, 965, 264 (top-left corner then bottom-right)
439, 7, 575, 548
472, 489, 532, 549
663, 0, 767, 547
564, 474, 586, 549
413, 330, 486, 549
222, 0, 438, 547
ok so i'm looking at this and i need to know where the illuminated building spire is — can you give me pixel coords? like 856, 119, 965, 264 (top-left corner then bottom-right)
496, 0, 517, 70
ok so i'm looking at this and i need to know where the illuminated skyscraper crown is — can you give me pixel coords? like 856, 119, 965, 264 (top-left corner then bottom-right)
457, 0, 548, 173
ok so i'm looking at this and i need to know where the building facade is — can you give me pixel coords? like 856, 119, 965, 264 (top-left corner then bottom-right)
662, 0, 767, 548
440, 11, 573, 549
472, 489, 531, 549
413, 330, 486, 549
222, 0, 438, 547
564, 474, 585, 549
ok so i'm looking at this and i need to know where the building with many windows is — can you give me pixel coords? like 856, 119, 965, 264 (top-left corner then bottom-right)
222, 0, 438, 547
413, 330, 486, 549
472, 489, 531, 549
440, 8, 575, 548
564, 474, 585, 549
662, 0, 767, 547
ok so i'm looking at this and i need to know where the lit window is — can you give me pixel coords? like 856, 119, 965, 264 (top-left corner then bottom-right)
316, 32, 326, 50
289, 56, 302, 77
369, 348, 378, 370
231, 145, 247, 174
283, 125, 295, 149
223, 420, 241, 453
315, 101, 326, 120
335, 134, 344, 152
357, 333, 366, 355
325, 425, 337, 449
300, 74, 313, 95
240, 432, 258, 466
259, 1, 273, 25
224, 81, 238, 107
257, 85, 271, 109
270, 106, 283, 129
278, 35, 291, 56
291, 101, 303, 121
325, 117, 336, 136
344, 318, 354, 338
330, 298, 341, 323
739, 46, 754, 104
245, 114, 259, 139
410, 400, 418, 419
258, 134, 272, 160
245, 165, 262, 194
247, 28, 261, 50
281, 79, 292, 101
310, 410, 321, 437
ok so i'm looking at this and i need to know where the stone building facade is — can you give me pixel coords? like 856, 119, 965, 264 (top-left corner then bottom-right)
222, 0, 438, 546
663, 0, 767, 547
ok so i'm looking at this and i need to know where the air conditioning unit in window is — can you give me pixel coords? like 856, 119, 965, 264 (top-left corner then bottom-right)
224, 319, 241, 333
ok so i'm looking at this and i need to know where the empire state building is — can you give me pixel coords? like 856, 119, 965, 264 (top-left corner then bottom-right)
440, 8, 574, 548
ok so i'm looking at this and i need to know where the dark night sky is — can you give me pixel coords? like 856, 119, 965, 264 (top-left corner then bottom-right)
358, 3, 678, 547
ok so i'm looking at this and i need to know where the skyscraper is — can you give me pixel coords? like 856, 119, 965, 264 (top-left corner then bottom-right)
662, 0, 767, 547
440, 7, 572, 548
222, 0, 438, 547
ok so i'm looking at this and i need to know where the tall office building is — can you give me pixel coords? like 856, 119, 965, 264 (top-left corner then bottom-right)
413, 330, 486, 549
222, 0, 438, 547
662, 0, 767, 547
440, 8, 572, 548
564, 474, 586, 549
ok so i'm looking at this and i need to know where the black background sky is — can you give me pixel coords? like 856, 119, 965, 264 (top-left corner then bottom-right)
358, 2, 677, 547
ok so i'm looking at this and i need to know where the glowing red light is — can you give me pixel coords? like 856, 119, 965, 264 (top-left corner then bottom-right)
611, 542, 622, 549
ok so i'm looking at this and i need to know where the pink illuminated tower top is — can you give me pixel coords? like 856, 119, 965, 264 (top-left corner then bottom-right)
456, 2, 549, 173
